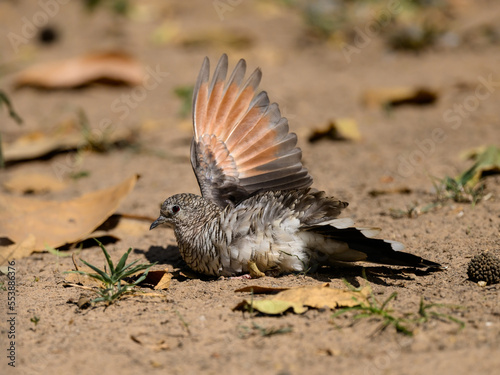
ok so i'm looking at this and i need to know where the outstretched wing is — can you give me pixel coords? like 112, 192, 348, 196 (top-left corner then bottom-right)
190, 54, 312, 208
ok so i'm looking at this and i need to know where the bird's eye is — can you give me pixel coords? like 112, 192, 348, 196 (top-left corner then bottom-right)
172, 205, 180, 214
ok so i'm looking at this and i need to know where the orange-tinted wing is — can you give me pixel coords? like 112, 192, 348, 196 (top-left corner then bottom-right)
190, 54, 312, 208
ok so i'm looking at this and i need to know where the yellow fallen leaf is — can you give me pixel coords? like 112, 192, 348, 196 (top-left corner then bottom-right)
153, 272, 172, 290
233, 299, 307, 315
308, 119, 361, 143
3, 173, 67, 194
233, 284, 369, 315
0, 174, 138, 253
457, 145, 500, 187
273, 284, 369, 309
333, 118, 362, 141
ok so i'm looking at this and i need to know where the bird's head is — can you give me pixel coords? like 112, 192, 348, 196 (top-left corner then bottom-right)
150, 193, 217, 230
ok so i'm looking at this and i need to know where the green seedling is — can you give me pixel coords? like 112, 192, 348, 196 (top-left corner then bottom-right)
332, 279, 465, 336
333, 289, 414, 336
67, 239, 155, 305
173, 85, 194, 119
432, 175, 484, 206
415, 299, 465, 330
238, 322, 292, 339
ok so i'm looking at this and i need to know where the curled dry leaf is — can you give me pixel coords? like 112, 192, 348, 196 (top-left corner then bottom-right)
457, 145, 500, 187
234, 285, 289, 294
308, 119, 361, 143
368, 187, 412, 197
0, 174, 138, 256
178, 29, 253, 50
0, 234, 36, 263
273, 284, 369, 309
362, 87, 437, 109
3, 119, 135, 163
127, 267, 173, 290
233, 299, 307, 315
89, 214, 155, 242
15, 51, 144, 89
137, 269, 173, 290
3, 129, 81, 162
233, 283, 369, 315
3, 172, 68, 194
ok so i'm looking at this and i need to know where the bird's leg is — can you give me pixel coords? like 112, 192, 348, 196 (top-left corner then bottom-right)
226, 274, 253, 280
219, 261, 266, 280
247, 260, 266, 278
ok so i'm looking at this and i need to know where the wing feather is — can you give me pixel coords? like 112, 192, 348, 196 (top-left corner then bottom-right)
191, 54, 312, 207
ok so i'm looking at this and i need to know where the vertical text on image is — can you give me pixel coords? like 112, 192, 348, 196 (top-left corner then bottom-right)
6, 260, 17, 368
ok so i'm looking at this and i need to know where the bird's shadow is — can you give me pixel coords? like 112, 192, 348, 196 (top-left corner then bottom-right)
135, 245, 183, 266
134, 245, 441, 286
308, 265, 441, 288
134, 245, 216, 281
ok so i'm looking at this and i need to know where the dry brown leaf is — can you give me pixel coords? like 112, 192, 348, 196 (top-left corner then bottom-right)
379, 175, 394, 184
95, 215, 153, 237
83, 214, 156, 243
135, 268, 172, 290
368, 187, 412, 197
178, 270, 202, 279
235, 285, 290, 294
233, 299, 307, 315
130, 333, 170, 351
0, 234, 36, 263
178, 29, 253, 50
273, 284, 369, 309
153, 271, 172, 290
3, 130, 81, 162
0, 174, 138, 253
3, 120, 134, 162
3, 173, 67, 194
362, 87, 437, 109
233, 284, 369, 315
308, 119, 361, 143
15, 51, 144, 89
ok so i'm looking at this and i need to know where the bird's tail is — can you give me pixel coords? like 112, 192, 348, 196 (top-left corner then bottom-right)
305, 223, 441, 268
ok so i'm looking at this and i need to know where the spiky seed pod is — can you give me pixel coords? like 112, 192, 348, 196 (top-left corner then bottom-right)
467, 252, 500, 285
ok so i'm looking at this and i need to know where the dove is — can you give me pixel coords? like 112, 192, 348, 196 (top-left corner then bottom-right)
150, 54, 441, 277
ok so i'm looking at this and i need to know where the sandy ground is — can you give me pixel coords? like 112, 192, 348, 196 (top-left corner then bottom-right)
1, 1, 499, 374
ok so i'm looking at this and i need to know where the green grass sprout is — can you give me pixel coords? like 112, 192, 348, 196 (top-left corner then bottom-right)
332, 279, 465, 336
66, 239, 155, 305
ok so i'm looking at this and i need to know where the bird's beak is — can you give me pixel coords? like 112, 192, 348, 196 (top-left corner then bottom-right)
150, 215, 167, 230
